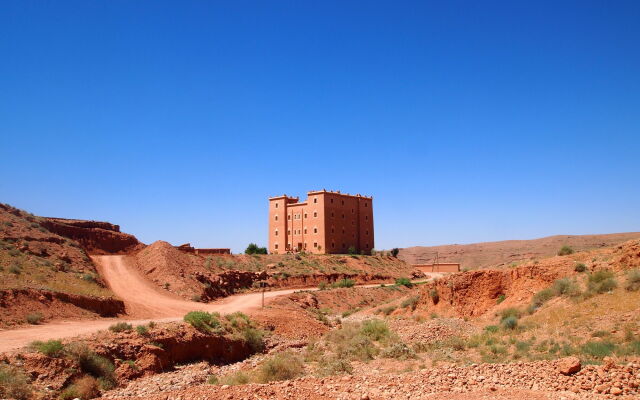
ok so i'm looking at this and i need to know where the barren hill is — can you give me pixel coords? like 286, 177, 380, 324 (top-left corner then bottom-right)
399, 232, 640, 269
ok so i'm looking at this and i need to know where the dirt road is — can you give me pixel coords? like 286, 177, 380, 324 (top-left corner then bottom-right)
0, 255, 434, 353
0, 256, 300, 352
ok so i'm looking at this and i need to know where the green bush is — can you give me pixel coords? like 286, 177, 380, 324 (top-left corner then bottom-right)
557, 245, 574, 256
484, 325, 499, 333
8, 264, 21, 274
258, 351, 304, 383
581, 341, 616, 359
401, 295, 420, 310
625, 269, 640, 292
347, 246, 357, 255
65, 343, 115, 387
331, 278, 355, 288
496, 294, 506, 304
574, 263, 587, 272
390, 248, 400, 257
30, 340, 64, 357
0, 364, 32, 400
395, 277, 413, 287
325, 323, 380, 361
360, 319, 390, 341
135, 325, 149, 336
109, 322, 133, 333
531, 288, 555, 308
26, 312, 44, 325
318, 282, 328, 290
552, 278, 581, 297
589, 269, 614, 283
184, 311, 221, 332
588, 270, 618, 294
245, 243, 267, 255
499, 307, 521, 321
501, 316, 518, 330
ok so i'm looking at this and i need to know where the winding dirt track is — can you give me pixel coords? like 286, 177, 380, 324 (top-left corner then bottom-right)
0, 256, 299, 353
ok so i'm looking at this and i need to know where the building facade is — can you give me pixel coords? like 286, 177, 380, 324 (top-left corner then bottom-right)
268, 190, 374, 254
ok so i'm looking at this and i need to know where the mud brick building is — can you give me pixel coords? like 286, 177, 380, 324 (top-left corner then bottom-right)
268, 190, 374, 254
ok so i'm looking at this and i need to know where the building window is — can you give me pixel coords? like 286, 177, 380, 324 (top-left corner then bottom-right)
287, 230, 291, 235
364, 202, 368, 207
342, 200, 344, 205
331, 212, 334, 217
304, 228, 307, 234
304, 243, 307, 249
342, 229, 345, 234
313, 211, 317, 217
331, 199, 334, 204
313, 228, 317, 233
314, 198, 318, 204
288, 215, 291, 220
304, 213, 307, 219
314, 242, 317, 248
342, 214, 345, 219
365, 216, 368, 220
274, 215, 278, 221
331, 228, 334, 233
366, 230, 369, 235
275, 243, 279, 249
352, 209, 354, 213
331, 242, 335, 248
275, 230, 278, 236
275, 203, 278, 208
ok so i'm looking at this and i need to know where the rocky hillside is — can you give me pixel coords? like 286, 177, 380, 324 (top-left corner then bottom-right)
399, 232, 640, 269
0, 204, 126, 327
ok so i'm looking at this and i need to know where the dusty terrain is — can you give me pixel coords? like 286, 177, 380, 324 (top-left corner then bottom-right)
0, 204, 125, 327
1, 202, 639, 400
133, 240, 417, 302
399, 232, 640, 269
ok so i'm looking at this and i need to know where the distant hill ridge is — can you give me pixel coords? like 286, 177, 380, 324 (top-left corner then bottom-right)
399, 232, 640, 270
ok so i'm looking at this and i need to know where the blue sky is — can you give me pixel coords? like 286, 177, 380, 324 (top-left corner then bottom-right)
1, 1, 639, 253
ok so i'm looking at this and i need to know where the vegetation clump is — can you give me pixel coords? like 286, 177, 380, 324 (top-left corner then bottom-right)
625, 269, 640, 292
183, 311, 222, 332
574, 263, 587, 272
30, 340, 65, 357
0, 364, 32, 400
65, 343, 116, 390
395, 277, 413, 287
26, 312, 44, 325
258, 351, 304, 382
331, 278, 355, 288
108, 322, 133, 333
587, 269, 617, 294
557, 245, 574, 256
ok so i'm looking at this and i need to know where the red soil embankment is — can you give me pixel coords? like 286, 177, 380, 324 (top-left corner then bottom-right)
40, 217, 143, 255
0, 288, 124, 327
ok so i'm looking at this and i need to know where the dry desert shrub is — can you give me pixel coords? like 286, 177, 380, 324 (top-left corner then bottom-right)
0, 363, 32, 400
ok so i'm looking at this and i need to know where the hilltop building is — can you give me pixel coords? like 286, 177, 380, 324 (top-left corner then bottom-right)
268, 190, 374, 254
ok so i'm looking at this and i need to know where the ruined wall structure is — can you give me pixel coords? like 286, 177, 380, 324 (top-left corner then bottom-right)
268, 190, 374, 254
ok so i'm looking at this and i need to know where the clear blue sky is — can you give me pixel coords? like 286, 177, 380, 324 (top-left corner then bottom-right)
1, 1, 639, 253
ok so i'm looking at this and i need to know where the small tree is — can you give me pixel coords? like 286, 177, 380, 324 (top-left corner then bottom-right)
347, 246, 357, 255
245, 243, 268, 255
390, 248, 400, 257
